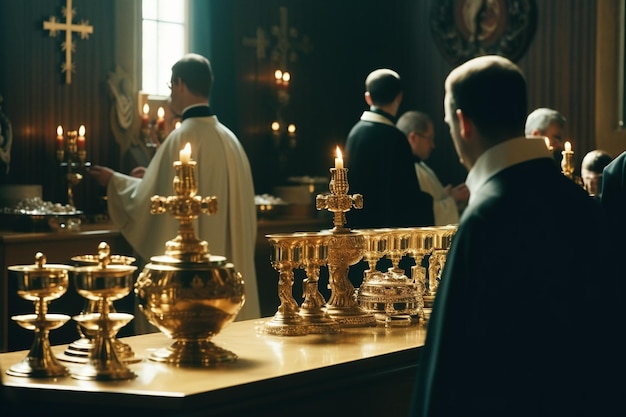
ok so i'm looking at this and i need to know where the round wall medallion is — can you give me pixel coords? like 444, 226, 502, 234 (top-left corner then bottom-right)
431, 0, 537, 66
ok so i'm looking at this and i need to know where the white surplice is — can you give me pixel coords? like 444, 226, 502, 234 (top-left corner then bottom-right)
414, 161, 459, 226
107, 115, 260, 321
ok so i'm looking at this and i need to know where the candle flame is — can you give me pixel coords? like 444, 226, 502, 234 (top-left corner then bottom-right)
157, 106, 165, 118
79, 125, 85, 136
564, 141, 572, 152
336, 146, 342, 159
57, 125, 63, 136
274, 69, 283, 80
282, 71, 291, 82
143, 103, 150, 115
271, 121, 280, 131
287, 123, 296, 134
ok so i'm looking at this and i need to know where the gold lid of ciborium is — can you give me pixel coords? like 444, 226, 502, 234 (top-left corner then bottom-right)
135, 143, 245, 367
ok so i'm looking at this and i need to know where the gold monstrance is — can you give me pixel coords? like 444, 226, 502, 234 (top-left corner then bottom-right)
135, 143, 246, 366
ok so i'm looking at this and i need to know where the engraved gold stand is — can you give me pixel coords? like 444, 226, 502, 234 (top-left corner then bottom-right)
6, 252, 71, 378
262, 233, 309, 336
422, 225, 457, 320
134, 148, 246, 366
71, 246, 137, 381
60, 242, 139, 364
316, 166, 376, 327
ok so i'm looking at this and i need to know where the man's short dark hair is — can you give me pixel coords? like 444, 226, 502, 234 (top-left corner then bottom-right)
171, 53, 214, 98
445, 55, 527, 142
365, 69, 402, 105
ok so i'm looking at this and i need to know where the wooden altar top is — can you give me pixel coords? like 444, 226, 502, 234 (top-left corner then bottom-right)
0, 318, 426, 416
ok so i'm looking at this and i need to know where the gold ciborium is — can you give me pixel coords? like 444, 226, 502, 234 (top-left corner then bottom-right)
71, 245, 137, 381
61, 242, 138, 364
135, 144, 245, 366
316, 162, 375, 327
356, 228, 420, 326
6, 252, 71, 378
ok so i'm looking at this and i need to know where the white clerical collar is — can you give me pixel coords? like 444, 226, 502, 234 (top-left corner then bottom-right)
465, 136, 552, 205
360, 111, 395, 127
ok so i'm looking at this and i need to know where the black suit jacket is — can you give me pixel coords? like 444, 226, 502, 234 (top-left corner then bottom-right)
411, 157, 625, 416
344, 118, 434, 229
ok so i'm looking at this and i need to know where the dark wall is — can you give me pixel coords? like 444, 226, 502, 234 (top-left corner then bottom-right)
0, 0, 603, 211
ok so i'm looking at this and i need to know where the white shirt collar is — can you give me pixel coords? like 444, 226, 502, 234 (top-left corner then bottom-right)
465, 137, 552, 205
359, 111, 395, 127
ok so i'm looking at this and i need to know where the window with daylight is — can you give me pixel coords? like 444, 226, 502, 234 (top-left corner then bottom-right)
142, 0, 188, 96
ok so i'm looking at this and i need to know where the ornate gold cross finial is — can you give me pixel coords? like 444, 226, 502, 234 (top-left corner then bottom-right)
43, 0, 94, 84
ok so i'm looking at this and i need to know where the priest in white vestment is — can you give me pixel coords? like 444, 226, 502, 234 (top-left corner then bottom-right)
397, 111, 469, 225
90, 54, 260, 325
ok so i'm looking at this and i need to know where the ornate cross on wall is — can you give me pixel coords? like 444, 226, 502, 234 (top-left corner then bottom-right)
243, 6, 312, 70
43, 0, 94, 84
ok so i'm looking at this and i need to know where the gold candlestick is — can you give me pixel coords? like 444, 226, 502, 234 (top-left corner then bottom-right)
56, 128, 89, 208
316, 166, 375, 327
561, 141, 575, 179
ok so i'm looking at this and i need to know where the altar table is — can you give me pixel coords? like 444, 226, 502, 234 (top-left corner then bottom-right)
0, 318, 425, 417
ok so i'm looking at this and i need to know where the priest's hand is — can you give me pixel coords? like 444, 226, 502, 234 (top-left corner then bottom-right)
89, 165, 115, 187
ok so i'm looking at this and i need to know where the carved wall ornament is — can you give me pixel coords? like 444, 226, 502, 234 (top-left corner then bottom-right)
430, 0, 537, 66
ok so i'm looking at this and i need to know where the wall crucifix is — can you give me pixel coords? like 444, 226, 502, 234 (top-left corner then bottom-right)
43, 0, 94, 84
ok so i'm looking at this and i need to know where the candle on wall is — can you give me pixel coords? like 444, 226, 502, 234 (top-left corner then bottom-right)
142, 103, 150, 128
179, 142, 191, 164
56, 125, 64, 150
77, 125, 86, 150
334, 146, 343, 169
282, 71, 291, 87
274, 69, 283, 85
157, 107, 165, 131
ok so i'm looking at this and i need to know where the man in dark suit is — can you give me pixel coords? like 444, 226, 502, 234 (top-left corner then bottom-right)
410, 55, 624, 417
344, 69, 434, 229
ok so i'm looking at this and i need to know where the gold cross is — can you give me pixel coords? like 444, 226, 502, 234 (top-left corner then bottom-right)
43, 0, 94, 84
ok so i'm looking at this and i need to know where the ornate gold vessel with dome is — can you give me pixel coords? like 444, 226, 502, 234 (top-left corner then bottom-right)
134, 143, 246, 366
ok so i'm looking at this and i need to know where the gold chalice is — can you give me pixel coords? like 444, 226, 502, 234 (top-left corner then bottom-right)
298, 231, 339, 334
261, 233, 308, 336
61, 242, 137, 364
71, 245, 137, 381
6, 252, 71, 378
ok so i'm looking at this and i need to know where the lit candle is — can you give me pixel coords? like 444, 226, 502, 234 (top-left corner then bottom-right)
56, 125, 64, 150
287, 123, 296, 137
179, 142, 191, 164
77, 125, 86, 150
175, 121, 181, 129
564, 141, 572, 153
282, 71, 291, 87
142, 103, 150, 128
334, 146, 343, 169
271, 121, 280, 136
157, 107, 165, 131
274, 69, 283, 85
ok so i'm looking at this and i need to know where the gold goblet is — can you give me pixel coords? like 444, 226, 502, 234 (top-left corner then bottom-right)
62, 242, 138, 364
71, 246, 137, 381
298, 231, 339, 334
261, 233, 309, 336
6, 252, 71, 378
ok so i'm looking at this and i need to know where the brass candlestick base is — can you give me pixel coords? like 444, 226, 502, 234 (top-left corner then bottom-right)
7, 253, 71, 378
135, 156, 246, 366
